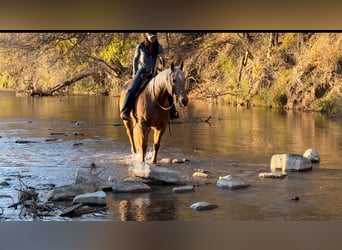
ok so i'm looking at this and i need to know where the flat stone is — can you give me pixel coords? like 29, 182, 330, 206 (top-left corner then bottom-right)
303, 148, 320, 162
128, 162, 180, 184
270, 154, 312, 172
73, 191, 107, 205
258, 172, 287, 179
172, 185, 195, 193
192, 172, 211, 178
216, 175, 249, 189
172, 158, 189, 164
112, 180, 152, 193
47, 182, 101, 201
190, 201, 218, 211
160, 158, 172, 164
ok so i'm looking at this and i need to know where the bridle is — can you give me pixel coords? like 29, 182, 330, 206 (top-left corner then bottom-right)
152, 71, 176, 111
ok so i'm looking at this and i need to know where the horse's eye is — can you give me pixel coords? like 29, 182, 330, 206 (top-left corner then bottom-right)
172, 79, 176, 83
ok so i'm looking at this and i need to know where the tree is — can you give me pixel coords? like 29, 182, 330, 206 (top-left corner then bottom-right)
0, 32, 136, 95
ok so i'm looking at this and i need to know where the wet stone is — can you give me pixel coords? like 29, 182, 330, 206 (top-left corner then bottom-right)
192, 172, 212, 178
190, 201, 218, 211
15, 139, 38, 144
50, 132, 69, 136
270, 154, 312, 172
172, 158, 189, 164
160, 158, 172, 164
0, 181, 10, 186
47, 182, 101, 201
303, 148, 320, 162
112, 180, 151, 193
73, 191, 107, 205
216, 175, 249, 189
128, 162, 180, 184
172, 185, 195, 193
258, 172, 287, 179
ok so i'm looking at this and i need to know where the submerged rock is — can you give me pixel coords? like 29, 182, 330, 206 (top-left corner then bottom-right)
128, 162, 180, 184
190, 201, 218, 211
270, 154, 312, 172
216, 175, 249, 189
172, 185, 195, 193
258, 172, 287, 179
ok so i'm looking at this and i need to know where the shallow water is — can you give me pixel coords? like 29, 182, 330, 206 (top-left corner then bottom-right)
0, 91, 342, 221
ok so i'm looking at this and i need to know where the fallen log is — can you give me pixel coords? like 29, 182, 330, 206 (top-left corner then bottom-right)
30, 71, 92, 96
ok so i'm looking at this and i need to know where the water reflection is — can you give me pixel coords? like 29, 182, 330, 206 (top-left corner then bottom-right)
1, 91, 342, 220
108, 187, 177, 221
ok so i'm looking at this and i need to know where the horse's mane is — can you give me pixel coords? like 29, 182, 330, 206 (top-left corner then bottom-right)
146, 68, 170, 92
147, 65, 183, 92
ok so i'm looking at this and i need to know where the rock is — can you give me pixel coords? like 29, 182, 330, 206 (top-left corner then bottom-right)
45, 138, 59, 142
216, 175, 249, 189
160, 158, 172, 164
0, 181, 10, 186
112, 180, 152, 193
172, 158, 189, 164
75, 164, 118, 190
258, 172, 287, 179
73, 132, 85, 136
47, 182, 101, 201
303, 148, 320, 162
192, 172, 211, 178
291, 196, 300, 201
73, 191, 106, 205
190, 201, 218, 211
172, 185, 195, 193
15, 139, 38, 144
270, 154, 312, 172
128, 162, 180, 184
50, 132, 69, 136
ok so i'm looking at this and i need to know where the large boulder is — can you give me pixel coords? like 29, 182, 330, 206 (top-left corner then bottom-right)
128, 162, 180, 184
216, 175, 249, 189
270, 154, 312, 172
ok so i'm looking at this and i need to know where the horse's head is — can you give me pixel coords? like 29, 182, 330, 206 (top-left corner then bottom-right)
167, 62, 188, 107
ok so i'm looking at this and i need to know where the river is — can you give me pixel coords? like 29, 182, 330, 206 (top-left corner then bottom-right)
0, 91, 341, 221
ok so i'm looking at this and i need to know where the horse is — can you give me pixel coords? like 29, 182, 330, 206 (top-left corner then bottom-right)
119, 62, 188, 163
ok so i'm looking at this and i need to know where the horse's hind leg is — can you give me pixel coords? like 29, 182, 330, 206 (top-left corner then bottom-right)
151, 127, 166, 164
124, 120, 136, 154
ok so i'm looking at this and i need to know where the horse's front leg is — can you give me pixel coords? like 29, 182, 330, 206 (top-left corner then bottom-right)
134, 122, 149, 162
152, 126, 166, 164
123, 120, 136, 154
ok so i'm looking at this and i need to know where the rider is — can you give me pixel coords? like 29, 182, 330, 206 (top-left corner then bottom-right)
120, 32, 179, 121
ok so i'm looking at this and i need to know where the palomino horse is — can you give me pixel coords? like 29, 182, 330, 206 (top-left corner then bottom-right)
119, 62, 188, 163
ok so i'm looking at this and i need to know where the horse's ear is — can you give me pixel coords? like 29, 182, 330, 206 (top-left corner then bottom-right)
180, 61, 184, 70
171, 62, 175, 72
